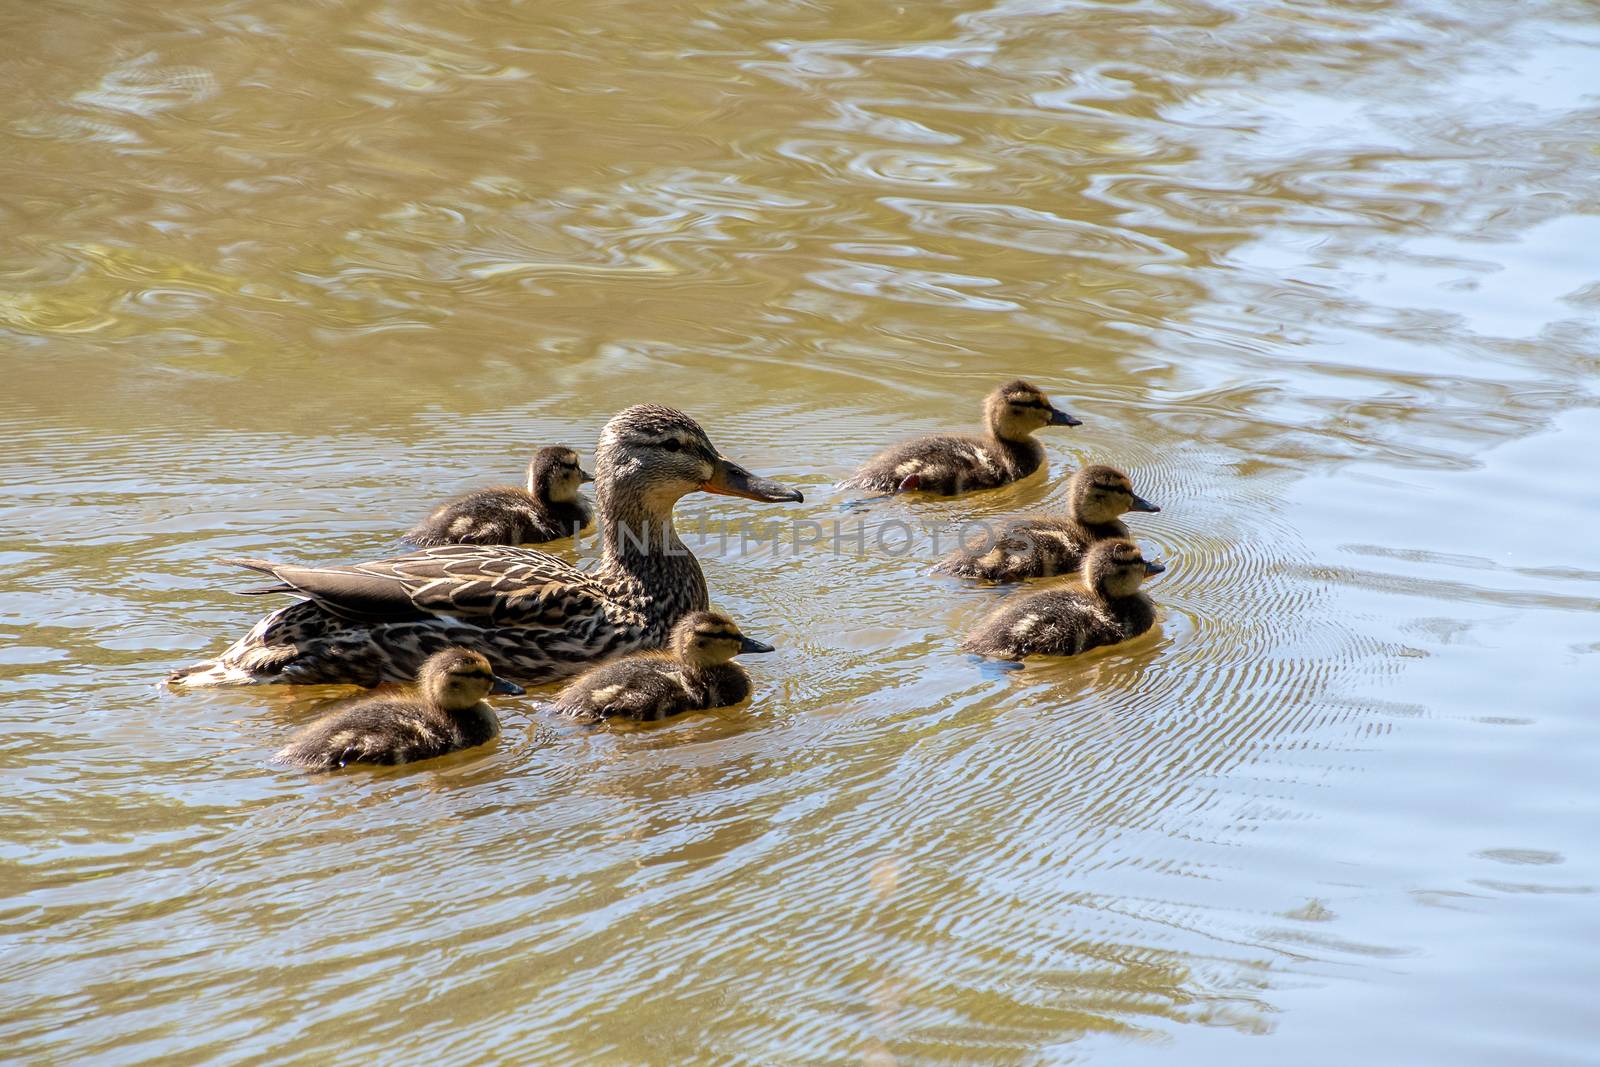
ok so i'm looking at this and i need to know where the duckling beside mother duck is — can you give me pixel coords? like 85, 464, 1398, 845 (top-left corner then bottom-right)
553, 610, 772, 722
406, 445, 593, 547
169, 406, 803, 689
274, 648, 522, 770
840, 380, 1081, 497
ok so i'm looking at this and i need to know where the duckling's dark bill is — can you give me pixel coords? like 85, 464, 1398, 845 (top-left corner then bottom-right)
703, 459, 804, 503
1048, 407, 1083, 427
1130, 495, 1161, 513
491, 676, 526, 696
738, 636, 776, 654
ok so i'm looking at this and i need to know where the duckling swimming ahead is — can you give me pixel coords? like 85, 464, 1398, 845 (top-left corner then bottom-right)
552, 610, 772, 722
406, 446, 593, 547
273, 648, 524, 770
936, 465, 1159, 582
839, 379, 1081, 497
961, 539, 1165, 661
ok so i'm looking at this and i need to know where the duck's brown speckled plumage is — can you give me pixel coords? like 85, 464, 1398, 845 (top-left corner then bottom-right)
962, 539, 1165, 660
937, 465, 1160, 582
552, 610, 772, 722
839, 380, 1081, 496
169, 406, 803, 688
406, 446, 593, 547
273, 648, 519, 770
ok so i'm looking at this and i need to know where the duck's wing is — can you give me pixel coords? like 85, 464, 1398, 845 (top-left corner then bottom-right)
224, 544, 615, 626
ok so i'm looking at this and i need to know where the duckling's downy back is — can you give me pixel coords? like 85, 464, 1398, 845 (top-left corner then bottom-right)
840, 380, 1080, 496
937, 465, 1159, 581
273, 648, 516, 769
406, 446, 593, 547
961, 540, 1165, 660
554, 610, 772, 722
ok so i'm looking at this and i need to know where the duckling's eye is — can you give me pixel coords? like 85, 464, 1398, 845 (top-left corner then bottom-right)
662, 439, 682, 453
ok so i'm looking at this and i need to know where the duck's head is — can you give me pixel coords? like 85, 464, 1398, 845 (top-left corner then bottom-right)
1071, 464, 1160, 524
670, 610, 775, 667
1084, 539, 1166, 598
418, 648, 524, 710
527, 446, 592, 504
595, 405, 804, 514
984, 380, 1082, 441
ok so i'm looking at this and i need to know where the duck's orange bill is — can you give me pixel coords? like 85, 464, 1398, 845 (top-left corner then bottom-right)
701, 457, 804, 503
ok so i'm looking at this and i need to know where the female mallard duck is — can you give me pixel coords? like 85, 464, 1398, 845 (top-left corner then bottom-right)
406, 446, 593, 547
169, 405, 803, 688
839, 379, 1081, 496
273, 648, 524, 770
961, 539, 1165, 661
936, 465, 1159, 581
552, 610, 771, 722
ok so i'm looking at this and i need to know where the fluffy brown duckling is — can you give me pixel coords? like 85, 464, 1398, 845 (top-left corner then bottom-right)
273, 648, 524, 770
406, 446, 593, 546
839, 380, 1081, 496
961, 539, 1165, 661
552, 610, 772, 722
937, 465, 1160, 581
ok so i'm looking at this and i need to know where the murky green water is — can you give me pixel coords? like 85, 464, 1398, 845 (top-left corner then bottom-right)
4, 0, 1599, 1062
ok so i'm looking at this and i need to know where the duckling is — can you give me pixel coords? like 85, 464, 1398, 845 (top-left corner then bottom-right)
273, 648, 523, 770
406, 446, 594, 547
552, 610, 772, 722
839, 380, 1081, 496
961, 539, 1165, 661
936, 465, 1160, 581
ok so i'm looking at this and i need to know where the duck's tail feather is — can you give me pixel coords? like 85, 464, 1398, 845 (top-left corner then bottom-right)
215, 558, 298, 597
218, 557, 281, 576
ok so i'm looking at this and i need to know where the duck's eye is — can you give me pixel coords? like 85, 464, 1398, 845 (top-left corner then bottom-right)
662, 439, 682, 453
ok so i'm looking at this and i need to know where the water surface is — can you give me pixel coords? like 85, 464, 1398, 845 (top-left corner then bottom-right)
3, 0, 1599, 1063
